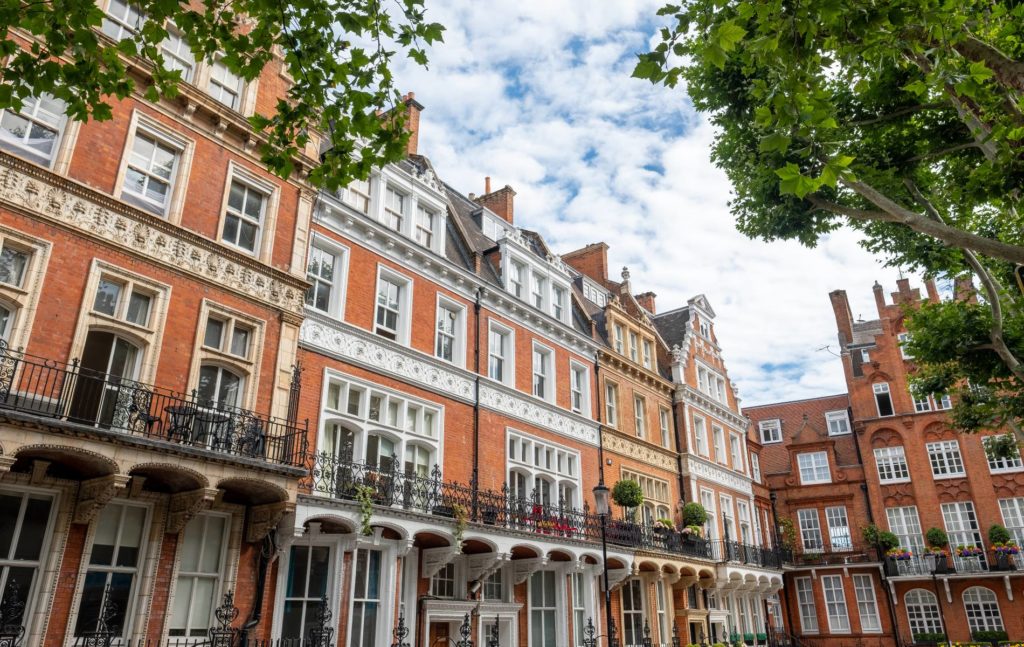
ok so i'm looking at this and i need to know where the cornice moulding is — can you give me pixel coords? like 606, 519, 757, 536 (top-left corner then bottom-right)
601, 431, 677, 471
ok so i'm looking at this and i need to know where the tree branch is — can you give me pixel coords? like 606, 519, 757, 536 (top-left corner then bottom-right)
954, 35, 1024, 94
807, 179, 1024, 266
905, 141, 978, 163
848, 102, 945, 127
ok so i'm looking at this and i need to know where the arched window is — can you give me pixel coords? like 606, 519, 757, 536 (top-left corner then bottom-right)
197, 364, 243, 408
321, 421, 355, 462
905, 589, 942, 635
963, 587, 1003, 633
70, 330, 142, 426
0, 302, 15, 342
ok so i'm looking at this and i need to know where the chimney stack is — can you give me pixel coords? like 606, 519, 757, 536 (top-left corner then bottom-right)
402, 92, 425, 156
473, 181, 516, 224
561, 243, 610, 283
829, 289, 854, 346
924, 278, 940, 303
872, 281, 887, 315
636, 292, 657, 314
954, 275, 978, 303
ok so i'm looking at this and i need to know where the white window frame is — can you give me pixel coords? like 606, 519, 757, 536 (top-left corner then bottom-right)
115, 111, 193, 224
304, 234, 349, 319
941, 501, 983, 554
751, 453, 761, 483
0, 93, 69, 168
167, 512, 230, 638
897, 332, 912, 359
759, 419, 782, 444
821, 574, 851, 633
983, 436, 1024, 473
798, 509, 823, 553
508, 260, 525, 299
434, 295, 467, 366
207, 55, 245, 111
712, 425, 726, 464
605, 381, 619, 428
825, 506, 852, 552
797, 451, 831, 484
853, 574, 882, 633
633, 395, 646, 438
487, 321, 515, 386
926, 440, 965, 479
373, 266, 413, 344
905, 589, 943, 636
0, 487, 57, 646
642, 339, 653, 370
795, 577, 819, 633
825, 410, 851, 436
962, 587, 1004, 633
531, 342, 554, 403
999, 497, 1024, 545
873, 382, 895, 417
613, 324, 624, 354
659, 407, 671, 449
729, 433, 744, 473
886, 506, 925, 553
874, 446, 910, 483
217, 163, 280, 261
569, 361, 590, 416
692, 414, 708, 457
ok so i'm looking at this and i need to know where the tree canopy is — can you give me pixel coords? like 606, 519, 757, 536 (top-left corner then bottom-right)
634, 0, 1024, 450
0, 0, 443, 189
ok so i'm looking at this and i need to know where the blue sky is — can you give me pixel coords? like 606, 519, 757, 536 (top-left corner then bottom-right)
392, 0, 907, 406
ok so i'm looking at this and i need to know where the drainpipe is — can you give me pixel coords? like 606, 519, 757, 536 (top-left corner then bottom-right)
240, 525, 277, 645
593, 356, 605, 482
472, 287, 484, 517
673, 393, 688, 503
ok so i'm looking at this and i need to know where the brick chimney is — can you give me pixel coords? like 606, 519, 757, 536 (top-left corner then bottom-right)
924, 278, 940, 303
872, 281, 887, 315
829, 289, 854, 346
954, 275, 978, 303
402, 92, 425, 156
636, 291, 657, 314
891, 278, 922, 306
473, 178, 516, 224
561, 243, 610, 283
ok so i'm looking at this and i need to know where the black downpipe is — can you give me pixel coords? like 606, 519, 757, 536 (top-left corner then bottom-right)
593, 358, 605, 484
240, 526, 277, 645
672, 397, 688, 503
472, 288, 484, 517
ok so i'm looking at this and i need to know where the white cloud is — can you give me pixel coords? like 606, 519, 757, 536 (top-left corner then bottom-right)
394, 0, 907, 406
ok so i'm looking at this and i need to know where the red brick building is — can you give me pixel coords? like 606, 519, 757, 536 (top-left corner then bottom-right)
746, 279, 1024, 647
0, 7, 313, 646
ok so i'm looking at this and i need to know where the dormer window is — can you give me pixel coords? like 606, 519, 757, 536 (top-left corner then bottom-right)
614, 324, 624, 354
414, 205, 435, 247
384, 187, 406, 231
531, 273, 546, 309
552, 286, 566, 321
629, 331, 638, 362
642, 340, 653, 369
699, 318, 711, 338
508, 261, 525, 299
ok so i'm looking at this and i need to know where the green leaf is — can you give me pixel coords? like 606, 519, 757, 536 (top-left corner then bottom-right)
715, 20, 747, 52
758, 133, 791, 153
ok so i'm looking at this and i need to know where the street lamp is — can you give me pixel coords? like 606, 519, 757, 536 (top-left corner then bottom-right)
593, 482, 615, 647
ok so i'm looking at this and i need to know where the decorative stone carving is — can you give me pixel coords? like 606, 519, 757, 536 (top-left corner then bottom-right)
246, 500, 295, 543
684, 456, 752, 496
467, 553, 509, 582
602, 432, 676, 471
301, 320, 475, 401
0, 157, 305, 314
74, 474, 130, 524
421, 546, 463, 579
605, 567, 631, 591
479, 384, 599, 445
166, 488, 219, 533
512, 557, 548, 584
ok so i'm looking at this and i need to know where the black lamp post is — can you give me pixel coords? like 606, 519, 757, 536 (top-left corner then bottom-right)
593, 481, 614, 647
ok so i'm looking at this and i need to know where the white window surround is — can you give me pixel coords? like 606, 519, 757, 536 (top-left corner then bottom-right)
0, 486, 57, 646
304, 233, 349, 320
795, 577, 818, 634
167, 511, 232, 638
825, 410, 851, 436
983, 436, 1024, 473
0, 226, 49, 353
659, 407, 671, 449
963, 587, 1004, 633
905, 589, 943, 635
853, 574, 882, 633
486, 320, 515, 387
216, 162, 280, 263
374, 265, 414, 345
750, 453, 761, 483
696, 361, 728, 404
434, 294, 468, 367
605, 381, 619, 428
797, 451, 831, 484
758, 419, 782, 444
798, 509, 824, 553
897, 332, 912, 359
873, 382, 895, 417
692, 414, 709, 457
0, 93, 75, 169
362, 170, 448, 256
821, 574, 851, 633
633, 394, 646, 438
500, 246, 572, 325
874, 446, 910, 483
729, 433, 744, 473
886, 506, 925, 553
926, 440, 965, 479
507, 429, 581, 509
531, 341, 555, 403
114, 110, 194, 225
569, 361, 590, 417
187, 299, 264, 410
319, 369, 444, 470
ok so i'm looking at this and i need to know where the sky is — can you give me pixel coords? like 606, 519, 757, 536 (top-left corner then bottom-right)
391, 0, 909, 407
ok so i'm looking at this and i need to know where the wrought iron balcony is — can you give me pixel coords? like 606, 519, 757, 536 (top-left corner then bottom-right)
0, 342, 307, 467
791, 544, 877, 567
302, 453, 792, 568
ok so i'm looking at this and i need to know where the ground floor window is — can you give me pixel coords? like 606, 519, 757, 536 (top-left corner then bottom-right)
75, 502, 148, 638
281, 544, 332, 641
852, 574, 881, 632
0, 489, 54, 631
530, 570, 558, 647
905, 589, 943, 635
350, 548, 384, 647
621, 578, 644, 645
963, 587, 1003, 633
169, 513, 228, 637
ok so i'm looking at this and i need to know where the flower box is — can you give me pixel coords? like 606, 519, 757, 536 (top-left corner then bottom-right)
887, 547, 913, 561
956, 545, 985, 557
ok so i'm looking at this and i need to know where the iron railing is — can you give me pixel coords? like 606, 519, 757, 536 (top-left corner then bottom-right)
791, 544, 877, 567
303, 453, 792, 567
885, 549, 1021, 576
0, 342, 307, 467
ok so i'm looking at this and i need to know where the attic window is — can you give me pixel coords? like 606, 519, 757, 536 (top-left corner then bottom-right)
699, 317, 710, 338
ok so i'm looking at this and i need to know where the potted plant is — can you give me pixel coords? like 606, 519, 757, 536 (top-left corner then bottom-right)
912, 632, 947, 644
992, 540, 1020, 570
654, 517, 675, 535
925, 527, 950, 572
886, 547, 913, 561
683, 501, 709, 528
778, 517, 796, 550
611, 479, 644, 522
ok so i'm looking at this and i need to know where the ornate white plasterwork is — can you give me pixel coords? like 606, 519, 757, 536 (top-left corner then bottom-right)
479, 383, 599, 446
602, 432, 676, 471
0, 156, 306, 314
301, 318, 599, 445
684, 455, 753, 496
680, 387, 749, 431
301, 319, 476, 401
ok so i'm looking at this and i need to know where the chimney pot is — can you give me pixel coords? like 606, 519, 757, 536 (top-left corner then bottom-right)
485, 176, 491, 194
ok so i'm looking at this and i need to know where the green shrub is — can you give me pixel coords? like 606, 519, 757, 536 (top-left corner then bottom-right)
876, 530, 900, 551
972, 630, 1008, 643
913, 632, 947, 643
611, 479, 644, 509
925, 527, 948, 548
988, 524, 1011, 544
682, 502, 709, 527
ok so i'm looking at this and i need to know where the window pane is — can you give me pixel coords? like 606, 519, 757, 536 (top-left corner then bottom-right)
0, 246, 28, 286
126, 291, 151, 326
204, 318, 224, 349
230, 326, 250, 357
93, 279, 121, 316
